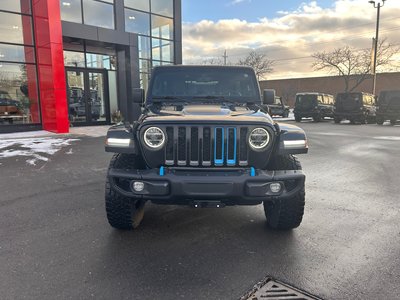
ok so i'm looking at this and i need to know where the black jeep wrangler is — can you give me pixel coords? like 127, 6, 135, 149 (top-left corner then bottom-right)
104, 66, 308, 230
263, 95, 290, 118
334, 92, 376, 124
376, 90, 400, 125
294, 92, 334, 122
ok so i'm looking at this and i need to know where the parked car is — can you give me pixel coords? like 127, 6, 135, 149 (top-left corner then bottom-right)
0, 90, 24, 124
334, 92, 376, 124
104, 66, 309, 231
294, 92, 334, 122
263, 95, 290, 117
376, 90, 400, 125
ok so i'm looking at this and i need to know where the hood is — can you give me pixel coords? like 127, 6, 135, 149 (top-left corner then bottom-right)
141, 104, 273, 125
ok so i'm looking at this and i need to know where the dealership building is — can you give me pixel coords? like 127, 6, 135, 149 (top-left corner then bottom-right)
0, 0, 182, 133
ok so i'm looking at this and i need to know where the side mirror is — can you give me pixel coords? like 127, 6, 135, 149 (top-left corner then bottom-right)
132, 88, 145, 104
263, 89, 276, 105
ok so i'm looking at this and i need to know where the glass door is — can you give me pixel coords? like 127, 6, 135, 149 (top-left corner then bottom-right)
66, 68, 110, 125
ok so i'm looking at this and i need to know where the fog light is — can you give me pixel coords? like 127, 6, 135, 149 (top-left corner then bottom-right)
270, 183, 282, 193
133, 181, 145, 192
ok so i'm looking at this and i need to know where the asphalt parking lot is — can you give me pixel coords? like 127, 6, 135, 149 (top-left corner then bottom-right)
1, 120, 399, 300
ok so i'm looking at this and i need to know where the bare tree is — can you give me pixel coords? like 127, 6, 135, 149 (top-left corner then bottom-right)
201, 57, 224, 65
237, 51, 274, 80
312, 38, 399, 92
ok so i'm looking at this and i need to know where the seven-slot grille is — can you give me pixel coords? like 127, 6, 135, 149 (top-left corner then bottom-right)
165, 126, 248, 167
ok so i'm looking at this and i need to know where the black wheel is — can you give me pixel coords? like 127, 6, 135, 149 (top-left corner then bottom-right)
295, 115, 301, 122
105, 154, 145, 230
376, 116, 384, 125
390, 119, 396, 125
334, 117, 340, 124
350, 118, 355, 124
263, 155, 305, 230
282, 111, 289, 118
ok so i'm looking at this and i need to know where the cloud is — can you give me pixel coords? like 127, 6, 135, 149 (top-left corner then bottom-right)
228, 0, 251, 6
182, 0, 400, 79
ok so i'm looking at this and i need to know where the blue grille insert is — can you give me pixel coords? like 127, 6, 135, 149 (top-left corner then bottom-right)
227, 127, 237, 165
214, 127, 224, 165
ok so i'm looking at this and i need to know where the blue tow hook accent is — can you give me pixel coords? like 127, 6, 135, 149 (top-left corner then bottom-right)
250, 167, 256, 177
159, 166, 165, 176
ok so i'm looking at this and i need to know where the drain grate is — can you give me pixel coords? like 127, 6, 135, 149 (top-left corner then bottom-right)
241, 277, 321, 300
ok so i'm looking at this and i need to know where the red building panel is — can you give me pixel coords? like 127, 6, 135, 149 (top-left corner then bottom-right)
32, 0, 69, 133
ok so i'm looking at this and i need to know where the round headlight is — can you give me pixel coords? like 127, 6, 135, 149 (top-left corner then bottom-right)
248, 128, 270, 150
144, 127, 165, 149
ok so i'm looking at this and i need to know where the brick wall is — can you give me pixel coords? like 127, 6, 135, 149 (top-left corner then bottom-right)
259, 72, 400, 107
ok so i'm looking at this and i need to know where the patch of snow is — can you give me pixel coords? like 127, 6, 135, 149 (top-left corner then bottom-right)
68, 125, 110, 137
0, 137, 79, 165
373, 136, 400, 141
65, 148, 74, 155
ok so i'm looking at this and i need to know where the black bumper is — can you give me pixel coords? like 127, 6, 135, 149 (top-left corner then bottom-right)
334, 111, 364, 119
294, 110, 319, 118
108, 167, 305, 205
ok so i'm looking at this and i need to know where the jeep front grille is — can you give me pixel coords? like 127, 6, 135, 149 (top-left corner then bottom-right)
164, 126, 248, 167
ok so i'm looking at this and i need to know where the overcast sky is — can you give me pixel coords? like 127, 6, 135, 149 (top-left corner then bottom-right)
182, 0, 400, 79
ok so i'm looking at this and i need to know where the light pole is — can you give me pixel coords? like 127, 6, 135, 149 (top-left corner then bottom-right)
369, 0, 386, 95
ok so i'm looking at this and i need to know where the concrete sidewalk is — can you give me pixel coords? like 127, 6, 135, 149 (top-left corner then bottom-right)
0, 125, 111, 140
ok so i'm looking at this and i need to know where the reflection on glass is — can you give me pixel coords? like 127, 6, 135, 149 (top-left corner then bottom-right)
124, 0, 149, 12
64, 51, 85, 67
83, 0, 114, 29
152, 38, 174, 63
0, 12, 33, 45
0, 63, 40, 125
139, 59, 151, 73
88, 72, 106, 122
140, 72, 150, 90
151, 0, 173, 17
86, 53, 116, 70
0, 0, 31, 14
138, 36, 151, 59
108, 71, 119, 123
0, 44, 35, 63
60, 0, 83, 23
151, 15, 173, 40
125, 8, 150, 35
67, 70, 86, 123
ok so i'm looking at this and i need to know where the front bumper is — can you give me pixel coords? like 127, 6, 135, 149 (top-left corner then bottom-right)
108, 167, 305, 205
376, 111, 400, 120
294, 110, 319, 118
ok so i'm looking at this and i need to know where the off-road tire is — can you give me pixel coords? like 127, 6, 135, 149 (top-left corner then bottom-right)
105, 154, 145, 230
282, 110, 289, 118
264, 155, 305, 230
376, 116, 384, 125
295, 115, 301, 122
334, 117, 340, 124
390, 119, 396, 125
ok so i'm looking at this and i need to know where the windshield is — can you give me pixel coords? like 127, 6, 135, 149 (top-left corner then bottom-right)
148, 67, 260, 104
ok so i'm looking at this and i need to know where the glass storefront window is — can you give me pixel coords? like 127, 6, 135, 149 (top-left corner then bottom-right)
0, 0, 31, 14
138, 36, 151, 59
0, 44, 35, 64
83, 0, 114, 29
86, 53, 116, 70
152, 39, 174, 63
125, 9, 150, 35
151, 15, 173, 40
60, 0, 83, 24
0, 12, 33, 45
139, 59, 151, 74
140, 72, 150, 90
124, 0, 149, 12
151, 0, 173, 18
64, 51, 85, 67
0, 63, 40, 125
